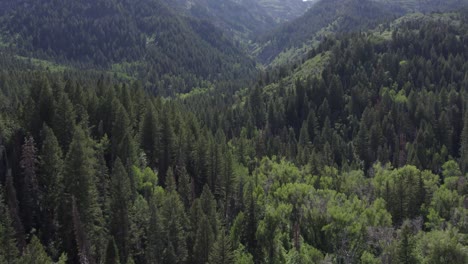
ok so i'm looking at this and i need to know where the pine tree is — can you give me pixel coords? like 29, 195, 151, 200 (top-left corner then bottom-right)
159, 107, 175, 187
0, 184, 19, 264
140, 102, 158, 167
110, 158, 132, 263
161, 189, 188, 263
105, 237, 120, 264
146, 199, 164, 264
398, 221, 418, 264
112, 103, 137, 166
177, 166, 193, 209
193, 214, 214, 264
460, 112, 468, 174
61, 126, 104, 262
208, 228, 235, 264
17, 235, 53, 264
38, 124, 64, 248
19, 135, 39, 231
5, 170, 26, 252
72, 196, 95, 264
52, 93, 75, 151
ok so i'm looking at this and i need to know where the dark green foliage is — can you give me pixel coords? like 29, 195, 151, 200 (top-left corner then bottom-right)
105, 237, 121, 264
0, 184, 18, 264
0, 0, 257, 95
110, 158, 132, 263
398, 221, 418, 264
208, 228, 235, 264
0, 4, 467, 264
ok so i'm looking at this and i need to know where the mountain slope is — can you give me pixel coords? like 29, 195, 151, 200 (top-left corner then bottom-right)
254, 0, 403, 64
0, 0, 257, 95
254, 0, 468, 65
161, 0, 316, 42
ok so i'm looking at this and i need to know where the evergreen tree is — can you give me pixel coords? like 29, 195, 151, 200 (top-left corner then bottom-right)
0, 184, 19, 264
38, 124, 64, 249
146, 199, 164, 264
112, 103, 137, 166
61, 126, 104, 262
140, 102, 159, 167
208, 228, 235, 264
161, 189, 188, 263
159, 107, 175, 187
19, 135, 39, 231
110, 158, 132, 263
17, 235, 54, 264
5, 171, 26, 252
52, 93, 75, 150
193, 214, 215, 264
460, 112, 468, 174
398, 221, 418, 264
105, 237, 121, 264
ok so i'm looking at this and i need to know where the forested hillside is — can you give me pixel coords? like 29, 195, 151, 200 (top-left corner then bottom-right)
254, 0, 468, 65
0, 0, 256, 95
0, 0, 468, 264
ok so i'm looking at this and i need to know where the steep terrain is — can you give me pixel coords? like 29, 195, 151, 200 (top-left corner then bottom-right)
0, 0, 257, 95
161, 0, 316, 41
0, 1, 467, 263
254, 0, 468, 65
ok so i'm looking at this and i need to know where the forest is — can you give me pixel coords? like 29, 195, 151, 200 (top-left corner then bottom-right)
0, 0, 468, 264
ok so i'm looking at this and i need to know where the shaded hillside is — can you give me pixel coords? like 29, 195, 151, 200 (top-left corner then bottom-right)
254, 0, 403, 64
0, 0, 257, 95
161, 0, 316, 41
254, 0, 468, 65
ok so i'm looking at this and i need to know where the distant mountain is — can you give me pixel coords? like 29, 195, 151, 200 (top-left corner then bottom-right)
162, 0, 316, 41
254, 0, 403, 64
0, 0, 257, 95
254, 0, 468, 65
376, 0, 468, 12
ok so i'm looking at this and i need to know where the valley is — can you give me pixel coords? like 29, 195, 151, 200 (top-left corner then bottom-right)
0, 0, 467, 263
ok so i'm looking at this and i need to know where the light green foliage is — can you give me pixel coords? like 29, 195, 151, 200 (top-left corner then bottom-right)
18, 235, 53, 264
416, 228, 468, 264
133, 166, 158, 198
360, 251, 380, 264
430, 187, 461, 221
233, 244, 254, 264
373, 163, 439, 223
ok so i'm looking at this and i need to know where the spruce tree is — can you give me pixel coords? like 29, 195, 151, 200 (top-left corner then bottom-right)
18, 235, 54, 264
61, 125, 104, 262
19, 135, 39, 231
105, 237, 120, 264
110, 158, 131, 263
208, 228, 235, 264
0, 184, 19, 264
52, 93, 75, 151
38, 124, 64, 248
112, 103, 137, 166
161, 189, 188, 263
193, 214, 214, 264
460, 112, 468, 174
146, 199, 164, 264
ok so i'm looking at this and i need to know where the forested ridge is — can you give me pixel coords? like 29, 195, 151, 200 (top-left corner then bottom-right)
0, 0, 468, 264
0, 0, 257, 95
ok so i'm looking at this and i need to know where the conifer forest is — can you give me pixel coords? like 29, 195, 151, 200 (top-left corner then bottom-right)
0, 0, 468, 263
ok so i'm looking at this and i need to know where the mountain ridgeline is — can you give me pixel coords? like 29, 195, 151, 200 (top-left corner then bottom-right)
0, 0, 257, 95
0, 0, 468, 263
